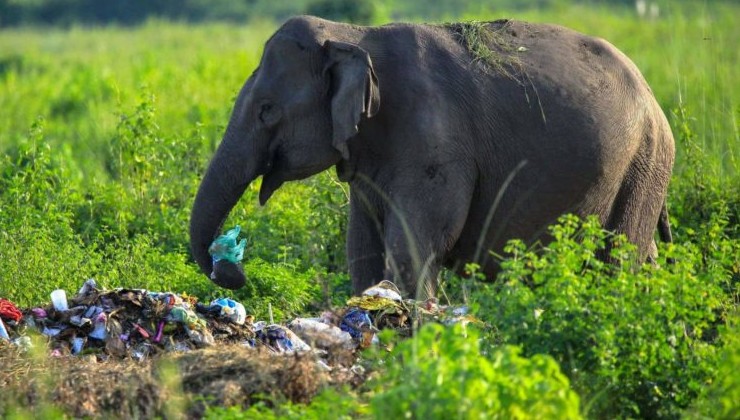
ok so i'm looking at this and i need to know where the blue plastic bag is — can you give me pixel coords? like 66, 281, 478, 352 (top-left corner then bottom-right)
210, 298, 247, 325
340, 308, 373, 341
208, 226, 247, 264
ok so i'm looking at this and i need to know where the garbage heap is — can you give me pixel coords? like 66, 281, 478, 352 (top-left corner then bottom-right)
0, 280, 480, 364
0, 279, 483, 417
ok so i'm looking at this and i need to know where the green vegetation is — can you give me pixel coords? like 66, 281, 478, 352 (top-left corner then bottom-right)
0, 0, 738, 418
686, 311, 740, 419
369, 324, 582, 419
471, 215, 736, 418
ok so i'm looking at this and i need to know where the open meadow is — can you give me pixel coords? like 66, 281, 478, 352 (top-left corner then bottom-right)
0, 1, 738, 418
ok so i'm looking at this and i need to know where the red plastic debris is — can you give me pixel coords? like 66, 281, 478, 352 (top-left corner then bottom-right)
0, 298, 23, 323
132, 323, 151, 339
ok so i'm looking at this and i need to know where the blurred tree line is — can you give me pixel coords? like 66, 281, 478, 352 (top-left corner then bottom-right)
0, 0, 655, 27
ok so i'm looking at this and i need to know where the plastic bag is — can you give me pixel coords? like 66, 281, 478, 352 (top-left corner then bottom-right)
0, 298, 23, 322
209, 298, 247, 325
208, 225, 247, 264
346, 295, 403, 312
256, 324, 311, 353
186, 326, 215, 346
288, 318, 354, 350
361, 280, 403, 301
340, 308, 376, 347
168, 306, 205, 330
77, 278, 97, 295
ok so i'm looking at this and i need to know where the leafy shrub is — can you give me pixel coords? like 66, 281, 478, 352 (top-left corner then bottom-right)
369, 323, 582, 419
669, 104, 740, 241
0, 222, 101, 307
103, 93, 207, 251
688, 312, 740, 419
0, 120, 97, 306
95, 234, 211, 296
234, 257, 320, 321
472, 215, 736, 418
210, 178, 344, 318
0, 119, 80, 227
227, 172, 347, 267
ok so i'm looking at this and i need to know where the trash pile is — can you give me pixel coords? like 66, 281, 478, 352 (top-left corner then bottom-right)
0, 228, 484, 417
0, 278, 481, 416
0, 278, 479, 364
0, 227, 480, 364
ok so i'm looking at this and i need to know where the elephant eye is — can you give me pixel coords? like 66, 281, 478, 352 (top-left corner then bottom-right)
259, 104, 273, 124
258, 102, 282, 127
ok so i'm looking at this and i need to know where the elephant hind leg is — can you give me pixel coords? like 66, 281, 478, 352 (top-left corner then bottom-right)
604, 165, 670, 264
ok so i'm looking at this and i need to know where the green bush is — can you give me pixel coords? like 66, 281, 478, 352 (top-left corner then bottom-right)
102, 93, 207, 251
234, 257, 319, 321
669, 104, 740, 241
688, 312, 740, 419
0, 119, 95, 306
369, 323, 582, 419
203, 324, 582, 419
472, 215, 737, 418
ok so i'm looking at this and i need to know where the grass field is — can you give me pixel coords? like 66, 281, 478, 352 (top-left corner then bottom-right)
0, 1, 738, 418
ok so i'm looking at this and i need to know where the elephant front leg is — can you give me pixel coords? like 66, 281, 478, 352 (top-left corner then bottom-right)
347, 193, 385, 294
382, 216, 444, 300
350, 161, 476, 299
383, 203, 475, 299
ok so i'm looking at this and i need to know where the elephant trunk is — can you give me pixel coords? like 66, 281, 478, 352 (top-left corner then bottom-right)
189, 128, 261, 288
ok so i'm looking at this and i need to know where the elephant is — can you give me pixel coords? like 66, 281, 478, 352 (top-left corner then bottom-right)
189, 16, 675, 298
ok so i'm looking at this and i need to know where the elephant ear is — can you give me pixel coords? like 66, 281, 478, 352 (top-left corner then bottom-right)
324, 40, 380, 160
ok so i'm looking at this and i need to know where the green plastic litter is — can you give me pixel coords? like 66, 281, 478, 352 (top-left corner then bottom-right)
208, 225, 246, 264
168, 306, 206, 329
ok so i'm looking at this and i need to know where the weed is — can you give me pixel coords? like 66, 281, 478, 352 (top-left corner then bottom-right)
444, 20, 523, 79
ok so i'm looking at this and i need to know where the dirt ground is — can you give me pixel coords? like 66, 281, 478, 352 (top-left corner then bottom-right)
0, 341, 365, 418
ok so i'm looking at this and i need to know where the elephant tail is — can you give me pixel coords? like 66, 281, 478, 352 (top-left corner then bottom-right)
656, 200, 675, 265
657, 200, 673, 244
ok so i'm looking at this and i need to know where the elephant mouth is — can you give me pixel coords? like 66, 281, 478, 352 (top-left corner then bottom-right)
259, 170, 285, 205
259, 161, 330, 205
258, 144, 284, 205
258, 145, 336, 205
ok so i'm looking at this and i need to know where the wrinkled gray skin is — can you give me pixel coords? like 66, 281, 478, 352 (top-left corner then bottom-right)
190, 16, 675, 298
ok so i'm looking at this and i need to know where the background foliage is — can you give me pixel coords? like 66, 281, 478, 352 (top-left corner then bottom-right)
0, 0, 738, 418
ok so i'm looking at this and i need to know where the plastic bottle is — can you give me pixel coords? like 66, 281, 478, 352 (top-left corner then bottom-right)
0, 319, 9, 340
50, 289, 69, 311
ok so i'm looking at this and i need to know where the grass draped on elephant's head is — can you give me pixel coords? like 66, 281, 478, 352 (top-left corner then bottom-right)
443, 20, 523, 80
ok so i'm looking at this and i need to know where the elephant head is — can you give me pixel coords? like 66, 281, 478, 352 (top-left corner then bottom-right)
189, 21, 380, 289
